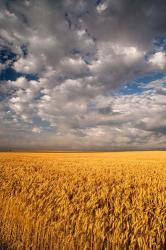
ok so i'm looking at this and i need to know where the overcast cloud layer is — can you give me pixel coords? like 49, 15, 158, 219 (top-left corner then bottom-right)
0, 0, 166, 150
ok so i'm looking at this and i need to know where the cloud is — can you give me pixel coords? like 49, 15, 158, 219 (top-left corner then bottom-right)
32, 127, 41, 133
0, 0, 166, 150
1, 74, 165, 150
85, 0, 166, 50
148, 51, 166, 70
96, 2, 108, 14
89, 42, 146, 87
13, 54, 42, 74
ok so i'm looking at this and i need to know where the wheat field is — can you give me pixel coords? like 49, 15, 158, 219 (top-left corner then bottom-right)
0, 152, 165, 250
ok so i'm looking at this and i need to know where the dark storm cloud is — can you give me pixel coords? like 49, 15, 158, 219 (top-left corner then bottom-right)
85, 0, 166, 48
0, 0, 166, 150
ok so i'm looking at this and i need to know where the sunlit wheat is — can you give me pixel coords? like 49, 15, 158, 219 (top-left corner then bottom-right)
0, 152, 165, 249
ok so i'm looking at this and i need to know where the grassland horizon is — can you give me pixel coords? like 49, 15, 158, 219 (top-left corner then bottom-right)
0, 149, 166, 153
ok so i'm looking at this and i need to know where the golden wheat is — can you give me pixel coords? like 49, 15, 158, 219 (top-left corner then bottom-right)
0, 152, 165, 249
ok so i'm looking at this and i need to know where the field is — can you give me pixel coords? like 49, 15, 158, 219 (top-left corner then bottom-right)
0, 152, 165, 250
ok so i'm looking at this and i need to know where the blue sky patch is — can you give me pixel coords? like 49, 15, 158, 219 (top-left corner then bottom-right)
153, 36, 166, 50
96, 0, 102, 6
0, 46, 39, 82
0, 67, 38, 81
118, 72, 166, 95
0, 47, 17, 64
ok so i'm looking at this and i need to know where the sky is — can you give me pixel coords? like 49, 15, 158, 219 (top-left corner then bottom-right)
0, 0, 166, 151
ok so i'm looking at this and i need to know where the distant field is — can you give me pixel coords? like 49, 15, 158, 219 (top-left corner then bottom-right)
0, 152, 165, 249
